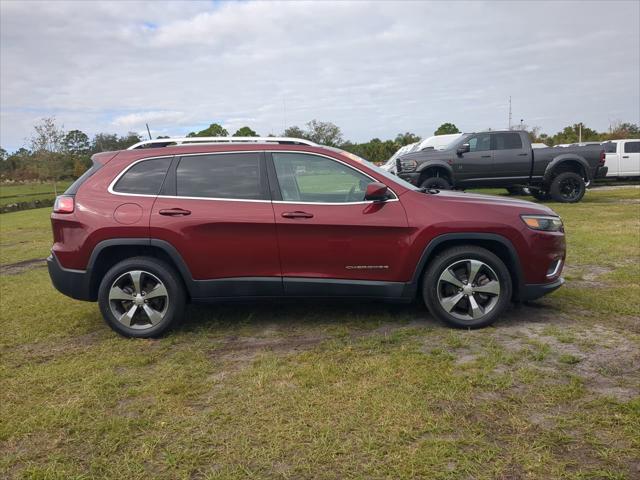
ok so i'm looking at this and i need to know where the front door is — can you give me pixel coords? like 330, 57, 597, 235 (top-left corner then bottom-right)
268, 151, 412, 296
150, 151, 282, 296
453, 133, 493, 186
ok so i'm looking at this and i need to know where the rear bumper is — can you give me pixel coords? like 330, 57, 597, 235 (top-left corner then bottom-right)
520, 277, 565, 301
595, 166, 608, 179
47, 253, 94, 301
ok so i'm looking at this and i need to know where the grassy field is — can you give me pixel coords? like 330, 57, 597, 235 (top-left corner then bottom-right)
0, 188, 639, 479
0, 181, 72, 207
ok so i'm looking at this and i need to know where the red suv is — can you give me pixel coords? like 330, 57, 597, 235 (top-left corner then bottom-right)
48, 137, 566, 337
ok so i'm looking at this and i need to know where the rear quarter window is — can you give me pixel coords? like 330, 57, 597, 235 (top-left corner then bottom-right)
603, 142, 618, 154
113, 157, 172, 195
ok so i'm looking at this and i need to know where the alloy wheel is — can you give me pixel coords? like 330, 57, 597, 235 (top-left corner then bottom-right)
558, 177, 581, 201
437, 259, 501, 321
108, 270, 169, 329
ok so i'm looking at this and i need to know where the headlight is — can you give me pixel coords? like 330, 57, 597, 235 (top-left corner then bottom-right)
400, 159, 417, 172
521, 215, 563, 232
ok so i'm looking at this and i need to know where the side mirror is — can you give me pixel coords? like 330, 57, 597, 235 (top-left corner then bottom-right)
457, 143, 470, 155
365, 182, 389, 202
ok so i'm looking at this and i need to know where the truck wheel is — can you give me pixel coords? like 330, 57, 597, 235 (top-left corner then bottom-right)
422, 246, 512, 329
531, 189, 551, 201
549, 172, 585, 203
98, 257, 185, 338
421, 176, 451, 190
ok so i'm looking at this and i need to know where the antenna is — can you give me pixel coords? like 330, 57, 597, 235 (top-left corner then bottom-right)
145, 123, 152, 140
508, 96, 512, 130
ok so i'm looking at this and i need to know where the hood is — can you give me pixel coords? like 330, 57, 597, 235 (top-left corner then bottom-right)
427, 189, 558, 215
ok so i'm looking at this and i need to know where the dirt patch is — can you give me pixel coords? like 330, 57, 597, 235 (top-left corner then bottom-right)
497, 320, 639, 401
212, 333, 329, 361
562, 264, 614, 288
0, 258, 46, 275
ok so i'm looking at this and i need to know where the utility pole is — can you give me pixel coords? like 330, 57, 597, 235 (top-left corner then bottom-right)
520, 119, 524, 131
508, 96, 512, 130
578, 123, 582, 143
146, 123, 152, 140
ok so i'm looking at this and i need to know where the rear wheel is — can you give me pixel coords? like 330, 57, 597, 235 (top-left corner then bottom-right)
422, 246, 512, 329
420, 176, 451, 190
98, 257, 185, 338
549, 171, 585, 203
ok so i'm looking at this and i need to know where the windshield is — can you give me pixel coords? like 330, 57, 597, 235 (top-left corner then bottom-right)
326, 147, 420, 191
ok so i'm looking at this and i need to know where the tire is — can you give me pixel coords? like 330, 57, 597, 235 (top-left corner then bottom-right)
531, 189, 551, 201
420, 176, 451, 190
549, 171, 586, 203
422, 246, 512, 329
98, 256, 185, 338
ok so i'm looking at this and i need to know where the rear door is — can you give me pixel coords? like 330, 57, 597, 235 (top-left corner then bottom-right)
268, 151, 412, 296
454, 132, 493, 186
620, 141, 640, 176
150, 151, 282, 296
491, 132, 531, 183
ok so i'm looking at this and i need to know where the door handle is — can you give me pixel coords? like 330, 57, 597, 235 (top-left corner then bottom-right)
518, 153, 528, 156
159, 208, 191, 216
622, 156, 630, 158
481, 155, 491, 158
281, 211, 314, 219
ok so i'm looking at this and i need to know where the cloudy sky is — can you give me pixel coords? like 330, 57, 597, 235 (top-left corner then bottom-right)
1, 0, 639, 151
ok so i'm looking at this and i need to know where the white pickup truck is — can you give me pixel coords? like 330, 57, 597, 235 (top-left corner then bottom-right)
602, 139, 640, 177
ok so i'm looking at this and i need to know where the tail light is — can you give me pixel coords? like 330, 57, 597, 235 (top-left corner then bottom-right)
599, 150, 606, 166
54, 195, 75, 214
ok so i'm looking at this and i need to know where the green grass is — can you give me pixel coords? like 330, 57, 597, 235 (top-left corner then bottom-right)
0, 181, 72, 207
1, 188, 639, 479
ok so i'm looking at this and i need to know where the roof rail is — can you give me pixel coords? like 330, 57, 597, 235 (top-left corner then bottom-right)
127, 136, 318, 150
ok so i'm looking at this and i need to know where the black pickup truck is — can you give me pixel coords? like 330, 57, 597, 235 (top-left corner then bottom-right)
395, 130, 607, 202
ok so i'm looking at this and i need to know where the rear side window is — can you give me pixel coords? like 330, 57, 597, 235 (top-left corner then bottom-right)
624, 141, 640, 153
113, 157, 172, 195
176, 153, 267, 200
603, 142, 617, 153
493, 133, 523, 150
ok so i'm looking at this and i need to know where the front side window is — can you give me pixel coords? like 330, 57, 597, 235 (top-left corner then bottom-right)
493, 133, 523, 150
467, 134, 491, 152
624, 141, 640, 153
272, 152, 373, 203
176, 153, 267, 200
114, 157, 172, 195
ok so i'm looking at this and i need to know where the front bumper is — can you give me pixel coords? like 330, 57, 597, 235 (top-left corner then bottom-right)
520, 277, 565, 301
397, 172, 420, 186
47, 253, 94, 301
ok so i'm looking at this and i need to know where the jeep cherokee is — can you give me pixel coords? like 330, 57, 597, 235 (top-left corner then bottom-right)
48, 136, 566, 337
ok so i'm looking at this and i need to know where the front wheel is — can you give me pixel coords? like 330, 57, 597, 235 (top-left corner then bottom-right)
420, 176, 451, 190
98, 257, 185, 338
422, 246, 512, 329
549, 171, 585, 203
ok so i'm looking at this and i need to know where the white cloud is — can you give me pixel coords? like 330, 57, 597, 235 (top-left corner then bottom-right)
1, 0, 639, 151
112, 111, 188, 128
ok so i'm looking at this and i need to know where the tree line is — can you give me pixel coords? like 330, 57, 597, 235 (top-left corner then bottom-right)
1, 117, 638, 182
